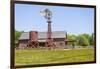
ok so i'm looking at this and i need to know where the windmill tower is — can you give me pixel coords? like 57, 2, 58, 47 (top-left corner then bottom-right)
40, 9, 55, 49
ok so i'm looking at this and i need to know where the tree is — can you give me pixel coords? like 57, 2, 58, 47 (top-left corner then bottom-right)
15, 30, 22, 41
90, 33, 94, 45
67, 34, 76, 41
76, 35, 89, 46
66, 34, 77, 46
81, 33, 91, 45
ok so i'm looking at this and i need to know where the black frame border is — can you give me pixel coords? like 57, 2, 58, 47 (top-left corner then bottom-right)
10, 0, 96, 69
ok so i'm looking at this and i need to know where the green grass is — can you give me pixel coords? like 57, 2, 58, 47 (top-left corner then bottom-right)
15, 48, 94, 66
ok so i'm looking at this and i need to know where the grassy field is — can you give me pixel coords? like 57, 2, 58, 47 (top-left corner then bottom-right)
15, 48, 94, 66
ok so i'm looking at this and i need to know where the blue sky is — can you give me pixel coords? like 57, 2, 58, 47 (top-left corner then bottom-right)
15, 4, 94, 35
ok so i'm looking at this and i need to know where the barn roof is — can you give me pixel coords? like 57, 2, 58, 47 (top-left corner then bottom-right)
19, 31, 66, 40
19, 32, 29, 40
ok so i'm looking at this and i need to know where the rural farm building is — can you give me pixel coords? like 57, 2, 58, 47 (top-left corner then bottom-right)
18, 31, 68, 49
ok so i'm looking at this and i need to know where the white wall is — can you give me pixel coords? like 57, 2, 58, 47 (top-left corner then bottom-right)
0, 0, 100, 69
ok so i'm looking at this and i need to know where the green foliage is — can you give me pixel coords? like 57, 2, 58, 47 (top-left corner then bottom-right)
90, 33, 94, 45
76, 35, 89, 46
15, 30, 23, 41
66, 34, 77, 46
15, 49, 94, 65
66, 33, 94, 46
67, 34, 76, 41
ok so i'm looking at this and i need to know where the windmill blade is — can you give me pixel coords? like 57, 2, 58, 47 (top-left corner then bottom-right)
40, 11, 46, 16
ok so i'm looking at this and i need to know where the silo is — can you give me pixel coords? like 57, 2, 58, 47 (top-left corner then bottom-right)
29, 31, 38, 41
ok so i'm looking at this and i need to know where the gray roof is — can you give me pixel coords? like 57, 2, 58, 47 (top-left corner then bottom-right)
19, 31, 66, 40
19, 32, 29, 40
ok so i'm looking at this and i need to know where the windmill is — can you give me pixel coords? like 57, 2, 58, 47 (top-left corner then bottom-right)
40, 9, 56, 49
